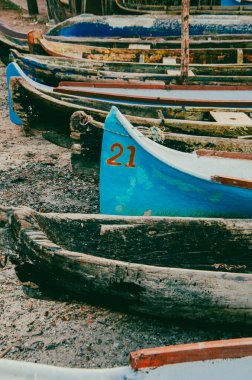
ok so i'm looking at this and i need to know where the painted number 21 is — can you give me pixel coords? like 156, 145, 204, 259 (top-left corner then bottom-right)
107, 143, 136, 168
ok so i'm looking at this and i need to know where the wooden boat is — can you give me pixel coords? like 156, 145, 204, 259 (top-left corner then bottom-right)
45, 14, 252, 39
12, 49, 252, 82
0, 22, 26, 39
1, 338, 252, 378
0, 23, 29, 64
29, 29, 252, 49
11, 49, 252, 86
114, 0, 252, 15
7, 63, 252, 156
100, 107, 252, 217
53, 80, 252, 107
0, 33, 28, 53
4, 205, 252, 324
0, 33, 29, 64
31, 35, 252, 64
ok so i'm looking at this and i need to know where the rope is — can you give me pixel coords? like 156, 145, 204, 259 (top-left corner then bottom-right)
103, 126, 165, 143
0, 250, 9, 268
149, 126, 165, 143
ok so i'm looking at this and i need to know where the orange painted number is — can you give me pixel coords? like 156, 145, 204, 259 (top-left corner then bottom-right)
107, 143, 136, 168
125, 146, 136, 168
106, 143, 123, 166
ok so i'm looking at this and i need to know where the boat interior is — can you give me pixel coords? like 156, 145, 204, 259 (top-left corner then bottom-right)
22, 211, 252, 272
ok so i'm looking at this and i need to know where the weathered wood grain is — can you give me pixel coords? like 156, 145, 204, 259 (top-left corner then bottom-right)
10, 78, 252, 164
114, 0, 252, 15
10, 207, 252, 325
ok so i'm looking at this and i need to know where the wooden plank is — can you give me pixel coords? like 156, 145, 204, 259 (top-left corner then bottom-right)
210, 111, 252, 125
130, 338, 252, 369
166, 69, 195, 76
129, 44, 151, 50
212, 175, 252, 189
163, 57, 177, 64
196, 150, 252, 160
181, 0, 190, 80
237, 48, 244, 64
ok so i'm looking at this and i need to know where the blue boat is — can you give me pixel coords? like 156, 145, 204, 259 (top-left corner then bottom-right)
100, 107, 252, 218
46, 14, 252, 38
8, 62, 252, 117
6, 62, 51, 125
222, 0, 252, 5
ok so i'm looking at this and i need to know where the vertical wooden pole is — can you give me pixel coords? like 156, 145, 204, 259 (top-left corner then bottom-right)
27, 0, 38, 15
46, 0, 67, 23
81, 0, 87, 13
70, 0, 78, 15
181, 0, 190, 83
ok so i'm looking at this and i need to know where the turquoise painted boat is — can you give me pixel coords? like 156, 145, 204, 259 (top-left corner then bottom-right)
100, 107, 252, 217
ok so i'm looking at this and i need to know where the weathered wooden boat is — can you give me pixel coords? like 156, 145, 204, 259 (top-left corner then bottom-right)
11, 49, 252, 86
114, 0, 252, 15
7, 63, 252, 156
1, 338, 252, 379
0, 23, 29, 64
12, 49, 252, 82
53, 80, 252, 107
31, 36, 252, 64
29, 29, 252, 49
4, 205, 252, 324
0, 22, 26, 40
100, 107, 252, 217
0, 33, 28, 53
0, 33, 29, 64
44, 14, 252, 39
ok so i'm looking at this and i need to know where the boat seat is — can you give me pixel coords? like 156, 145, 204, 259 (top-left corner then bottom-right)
210, 111, 252, 125
166, 69, 195, 76
128, 44, 151, 50
162, 57, 177, 64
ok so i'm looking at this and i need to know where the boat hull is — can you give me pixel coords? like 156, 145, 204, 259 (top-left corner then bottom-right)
7, 206, 252, 324
8, 76, 252, 153
46, 14, 252, 38
1, 355, 252, 380
114, 0, 252, 15
1, 338, 252, 379
100, 108, 252, 218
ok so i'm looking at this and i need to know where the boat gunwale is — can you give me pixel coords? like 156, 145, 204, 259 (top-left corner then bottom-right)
106, 107, 252, 186
12, 207, 252, 278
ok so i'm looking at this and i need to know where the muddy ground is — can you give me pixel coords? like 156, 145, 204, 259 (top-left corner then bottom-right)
0, 5, 250, 370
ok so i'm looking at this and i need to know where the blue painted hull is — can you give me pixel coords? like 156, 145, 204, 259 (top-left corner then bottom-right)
6, 63, 52, 125
46, 14, 252, 38
100, 107, 252, 218
221, 0, 252, 5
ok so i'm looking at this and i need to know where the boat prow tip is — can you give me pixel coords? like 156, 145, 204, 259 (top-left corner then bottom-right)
6, 62, 23, 126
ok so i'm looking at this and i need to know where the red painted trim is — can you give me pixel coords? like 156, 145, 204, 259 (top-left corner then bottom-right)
130, 338, 252, 370
196, 150, 252, 160
211, 175, 252, 189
